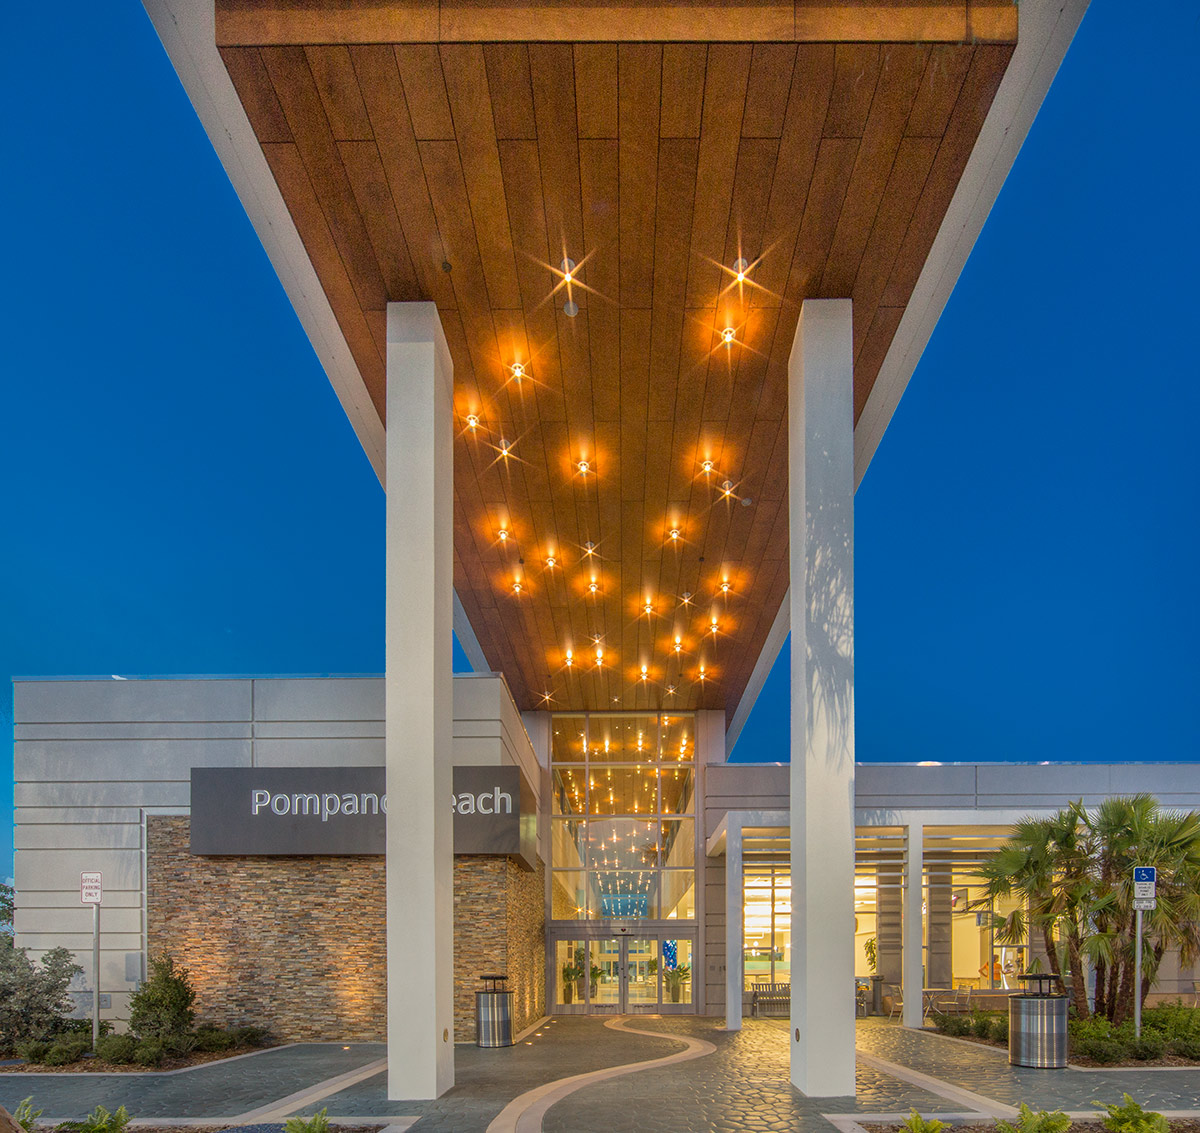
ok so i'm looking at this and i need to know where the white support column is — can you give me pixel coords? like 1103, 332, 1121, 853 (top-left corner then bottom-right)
902, 822, 925, 1029
789, 299, 856, 1098
386, 302, 455, 1099
725, 818, 744, 1030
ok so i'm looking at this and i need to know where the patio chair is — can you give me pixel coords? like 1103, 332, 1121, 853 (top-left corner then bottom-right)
884, 984, 903, 1019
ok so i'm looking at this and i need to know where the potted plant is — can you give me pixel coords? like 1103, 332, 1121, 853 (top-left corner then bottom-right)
561, 963, 581, 1004
664, 964, 691, 1003
590, 964, 602, 998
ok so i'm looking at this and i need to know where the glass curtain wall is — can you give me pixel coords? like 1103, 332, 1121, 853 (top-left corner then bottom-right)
550, 713, 696, 921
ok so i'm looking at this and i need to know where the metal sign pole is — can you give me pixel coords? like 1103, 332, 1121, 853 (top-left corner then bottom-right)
92, 902, 100, 1051
1134, 908, 1142, 1039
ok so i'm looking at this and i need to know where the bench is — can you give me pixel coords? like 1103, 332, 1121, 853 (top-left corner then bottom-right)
751, 982, 791, 1017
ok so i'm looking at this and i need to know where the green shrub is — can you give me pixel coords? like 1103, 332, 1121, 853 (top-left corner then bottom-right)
1097, 1094, 1168, 1133
61, 1104, 132, 1133
0, 939, 84, 1049
45, 1036, 90, 1065
284, 1108, 331, 1133
95, 1034, 137, 1064
970, 1011, 994, 1039
166, 1032, 199, 1056
1169, 1035, 1200, 1060
1142, 1003, 1200, 1044
13, 1097, 43, 1133
1076, 1035, 1127, 1063
996, 1102, 1071, 1133
990, 1015, 1009, 1045
940, 1015, 972, 1037
17, 1039, 52, 1064
133, 1038, 166, 1067
194, 1026, 236, 1052
128, 953, 195, 1040
53, 1018, 113, 1039
1129, 1031, 1165, 1061
899, 1109, 946, 1133
229, 1024, 270, 1047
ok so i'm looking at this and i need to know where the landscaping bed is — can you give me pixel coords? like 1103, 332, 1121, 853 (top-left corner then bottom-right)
0, 1039, 274, 1073
874, 1125, 1200, 1133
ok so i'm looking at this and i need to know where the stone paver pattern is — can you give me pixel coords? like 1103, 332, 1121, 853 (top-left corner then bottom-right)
541, 1018, 952, 1133
855, 1020, 1200, 1113
0, 1044, 383, 1120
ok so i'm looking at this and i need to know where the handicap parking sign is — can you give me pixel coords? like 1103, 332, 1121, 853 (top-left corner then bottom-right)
1134, 866, 1157, 883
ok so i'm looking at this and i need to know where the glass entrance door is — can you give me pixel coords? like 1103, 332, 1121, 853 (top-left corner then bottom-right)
552, 933, 694, 1012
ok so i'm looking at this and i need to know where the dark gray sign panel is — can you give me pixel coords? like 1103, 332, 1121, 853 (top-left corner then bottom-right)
190, 765, 536, 869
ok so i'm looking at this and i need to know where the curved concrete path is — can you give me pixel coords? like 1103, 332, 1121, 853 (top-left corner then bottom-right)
486, 1017, 717, 1133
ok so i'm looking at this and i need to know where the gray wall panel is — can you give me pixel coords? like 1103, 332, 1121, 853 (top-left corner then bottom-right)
16, 782, 191, 807
15, 679, 252, 723
251, 738, 385, 766
17, 740, 252, 781
251, 677, 383, 721
16, 723, 252, 741
15, 825, 142, 851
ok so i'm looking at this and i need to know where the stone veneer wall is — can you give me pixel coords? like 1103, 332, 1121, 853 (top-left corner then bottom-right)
147, 817, 544, 1042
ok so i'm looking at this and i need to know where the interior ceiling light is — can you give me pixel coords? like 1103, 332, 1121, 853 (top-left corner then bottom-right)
565, 649, 573, 667
583, 541, 596, 556
733, 257, 750, 284
721, 327, 736, 346
643, 600, 653, 615
674, 637, 682, 653
710, 617, 719, 632
701, 459, 713, 473
720, 580, 731, 593
721, 480, 734, 497
681, 591, 692, 604
577, 459, 590, 475
589, 580, 598, 594
545, 554, 557, 568
640, 665, 648, 680
563, 300, 579, 318
561, 257, 576, 284
668, 528, 680, 542
667, 685, 676, 695
466, 413, 479, 429
510, 361, 526, 381
512, 580, 523, 594
498, 528, 509, 542
499, 438, 512, 458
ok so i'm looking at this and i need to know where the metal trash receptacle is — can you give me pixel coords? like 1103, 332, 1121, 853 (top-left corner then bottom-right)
1008, 974, 1067, 1068
476, 974, 514, 1048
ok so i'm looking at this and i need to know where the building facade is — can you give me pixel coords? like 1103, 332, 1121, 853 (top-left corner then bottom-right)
15, 676, 1196, 1046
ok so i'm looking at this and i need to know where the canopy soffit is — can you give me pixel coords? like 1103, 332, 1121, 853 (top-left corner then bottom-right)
214, 0, 1015, 716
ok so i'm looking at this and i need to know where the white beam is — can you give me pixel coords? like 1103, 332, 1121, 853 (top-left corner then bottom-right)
724, 817, 744, 1031
789, 299, 856, 1098
902, 822, 925, 1029
385, 302, 454, 1099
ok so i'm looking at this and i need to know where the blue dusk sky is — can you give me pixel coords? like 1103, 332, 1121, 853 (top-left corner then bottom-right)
2, 4, 1198, 882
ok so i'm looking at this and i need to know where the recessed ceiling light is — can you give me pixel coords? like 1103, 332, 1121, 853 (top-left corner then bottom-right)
699, 665, 706, 680
499, 438, 512, 457
546, 555, 557, 568
721, 327, 736, 345
643, 601, 653, 615
563, 300, 579, 318
510, 361, 526, 380
640, 665, 648, 680
577, 459, 590, 475
561, 257, 576, 283
710, 617, 719, 632
589, 580, 598, 594
721, 480, 734, 496
668, 528, 680, 541
681, 591, 692, 604
667, 685, 676, 696
674, 637, 682, 653
498, 528, 509, 541
720, 581, 731, 593
466, 413, 479, 429
583, 541, 596, 556
733, 257, 750, 284
701, 459, 713, 474
565, 649, 573, 666
512, 580, 523, 594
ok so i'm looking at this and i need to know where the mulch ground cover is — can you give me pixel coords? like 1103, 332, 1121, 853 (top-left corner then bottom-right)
873, 1124, 1200, 1133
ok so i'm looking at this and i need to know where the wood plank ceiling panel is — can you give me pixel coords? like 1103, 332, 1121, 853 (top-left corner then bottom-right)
222, 34, 1015, 719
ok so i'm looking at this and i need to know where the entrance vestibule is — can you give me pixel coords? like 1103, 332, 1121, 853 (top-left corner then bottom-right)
551, 931, 696, 1013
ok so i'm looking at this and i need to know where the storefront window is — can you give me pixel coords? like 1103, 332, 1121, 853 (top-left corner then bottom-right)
550, 713, 697, 922
744, 866, 790, 986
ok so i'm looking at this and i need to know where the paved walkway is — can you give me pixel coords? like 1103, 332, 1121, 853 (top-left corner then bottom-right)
3, 1018, 1200, 1131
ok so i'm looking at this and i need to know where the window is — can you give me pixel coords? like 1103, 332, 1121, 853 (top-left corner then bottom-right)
550, 713, 696, 921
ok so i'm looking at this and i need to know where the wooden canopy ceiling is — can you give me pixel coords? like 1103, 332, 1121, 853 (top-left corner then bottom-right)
217, 0, 1015, 718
